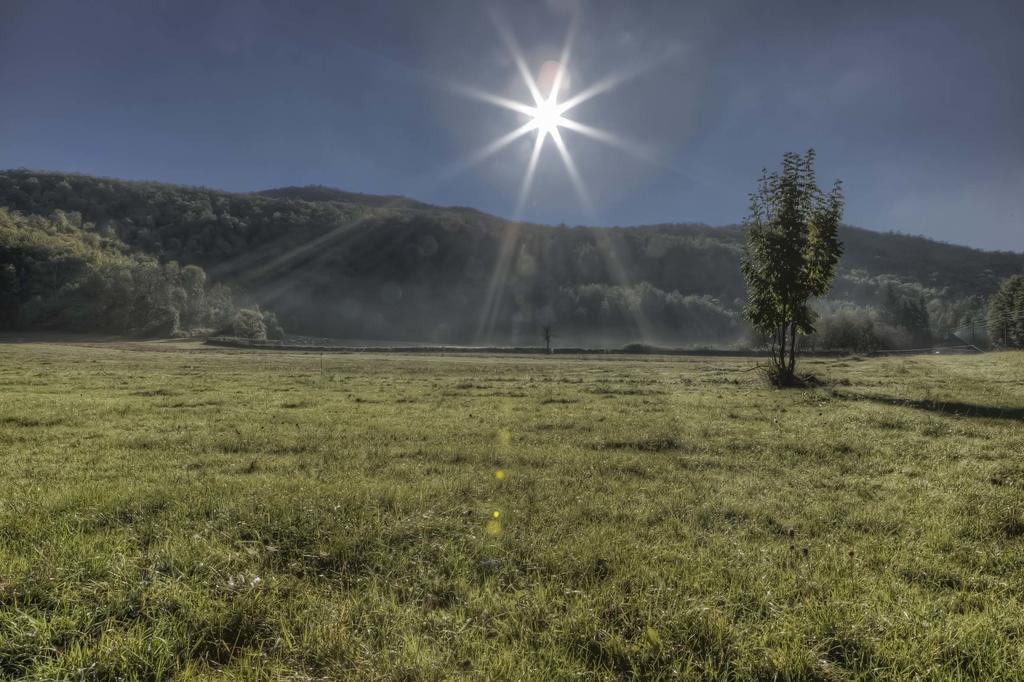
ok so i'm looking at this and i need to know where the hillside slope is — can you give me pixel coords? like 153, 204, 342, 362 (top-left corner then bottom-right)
1, 170, 1020, 344
0, 207, 237, 335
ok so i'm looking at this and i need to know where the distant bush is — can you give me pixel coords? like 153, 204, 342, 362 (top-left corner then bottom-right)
805, 308, 913, 353
232, 308, 268, 341
262, 309, 285, 340
620, 343, 655, 354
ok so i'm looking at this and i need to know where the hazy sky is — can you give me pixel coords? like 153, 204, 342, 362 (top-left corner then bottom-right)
2, 0, 1022, 251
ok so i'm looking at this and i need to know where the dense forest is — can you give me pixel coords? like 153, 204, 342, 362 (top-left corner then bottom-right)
0, 208, 238, 335
0, 207, 284, 339
1, 170, 1021, 346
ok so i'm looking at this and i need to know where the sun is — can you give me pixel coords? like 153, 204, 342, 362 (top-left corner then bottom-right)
530, 97, 564, 137
446, 12, 650, 217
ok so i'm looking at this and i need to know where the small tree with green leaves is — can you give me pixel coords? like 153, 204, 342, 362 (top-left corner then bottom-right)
741, 150, 844, 385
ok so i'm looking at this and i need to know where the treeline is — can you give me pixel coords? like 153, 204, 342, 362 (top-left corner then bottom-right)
1, 170, 1021, 346
805, 285, 989, 352
0, 207, 264, 337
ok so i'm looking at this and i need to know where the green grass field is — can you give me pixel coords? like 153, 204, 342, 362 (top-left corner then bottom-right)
1, 341, 1022, 680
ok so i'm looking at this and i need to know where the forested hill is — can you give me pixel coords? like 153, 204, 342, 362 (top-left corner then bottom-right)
1, 169, 1021, 345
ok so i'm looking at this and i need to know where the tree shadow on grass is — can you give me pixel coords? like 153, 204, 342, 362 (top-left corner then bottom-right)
839, 393, 1024, 422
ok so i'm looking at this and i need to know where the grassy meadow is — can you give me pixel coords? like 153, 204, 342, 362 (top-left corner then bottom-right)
1, 340, 1023, 680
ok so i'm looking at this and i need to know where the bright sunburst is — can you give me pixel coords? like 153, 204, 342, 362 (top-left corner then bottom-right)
530, 98, 564, 137
449, 13, 650, 217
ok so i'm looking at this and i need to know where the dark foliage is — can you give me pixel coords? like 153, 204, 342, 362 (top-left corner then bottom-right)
0, 208, 236, 335
987, 275, 1024, 348
1, 170, 1021, 345
881, 285, 932, 347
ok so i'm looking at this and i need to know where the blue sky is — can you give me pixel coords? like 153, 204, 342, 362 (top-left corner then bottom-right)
1, 0, 1022, 251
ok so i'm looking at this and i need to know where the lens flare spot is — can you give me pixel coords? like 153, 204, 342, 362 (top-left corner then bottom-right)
536, 59, 570, 99
646, 627, 662, 646
497, 428, 512, 446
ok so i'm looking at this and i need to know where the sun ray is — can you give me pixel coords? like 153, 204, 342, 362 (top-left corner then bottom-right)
446, 82, 538, 118
548, 15, 577, 101
516, 129, 547, 216
211, 213, 373, 283
476, 221, 521, 341
477, 130, 545, 342
468, 120, 538, 164
555, 48, 676, 115
558, 117, 708, 187
557, 118, 647, 157
548, 127, 591, 213
491, 11, 545, 106
437, 119, 538, 183
592, 229, 655, 343
554, 73, 626, 115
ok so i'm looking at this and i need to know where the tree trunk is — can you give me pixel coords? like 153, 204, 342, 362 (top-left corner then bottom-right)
777, 323, 787, 377
788, 322, 797, 377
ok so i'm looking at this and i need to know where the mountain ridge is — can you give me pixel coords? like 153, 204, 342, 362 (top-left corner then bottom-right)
1, 169, 1021, 344
8, 168, 1020, 255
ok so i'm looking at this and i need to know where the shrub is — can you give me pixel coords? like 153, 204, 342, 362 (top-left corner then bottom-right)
232, 308, 268, 341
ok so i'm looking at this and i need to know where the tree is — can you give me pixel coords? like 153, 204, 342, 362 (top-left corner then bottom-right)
987, 275, 1024, 348
741, 150, 844, 385
881, 284, 903, 327
880, 285, 932, 347
180, 264, 207, 328
262, 308, 286, 340
232, 308, 268, 341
